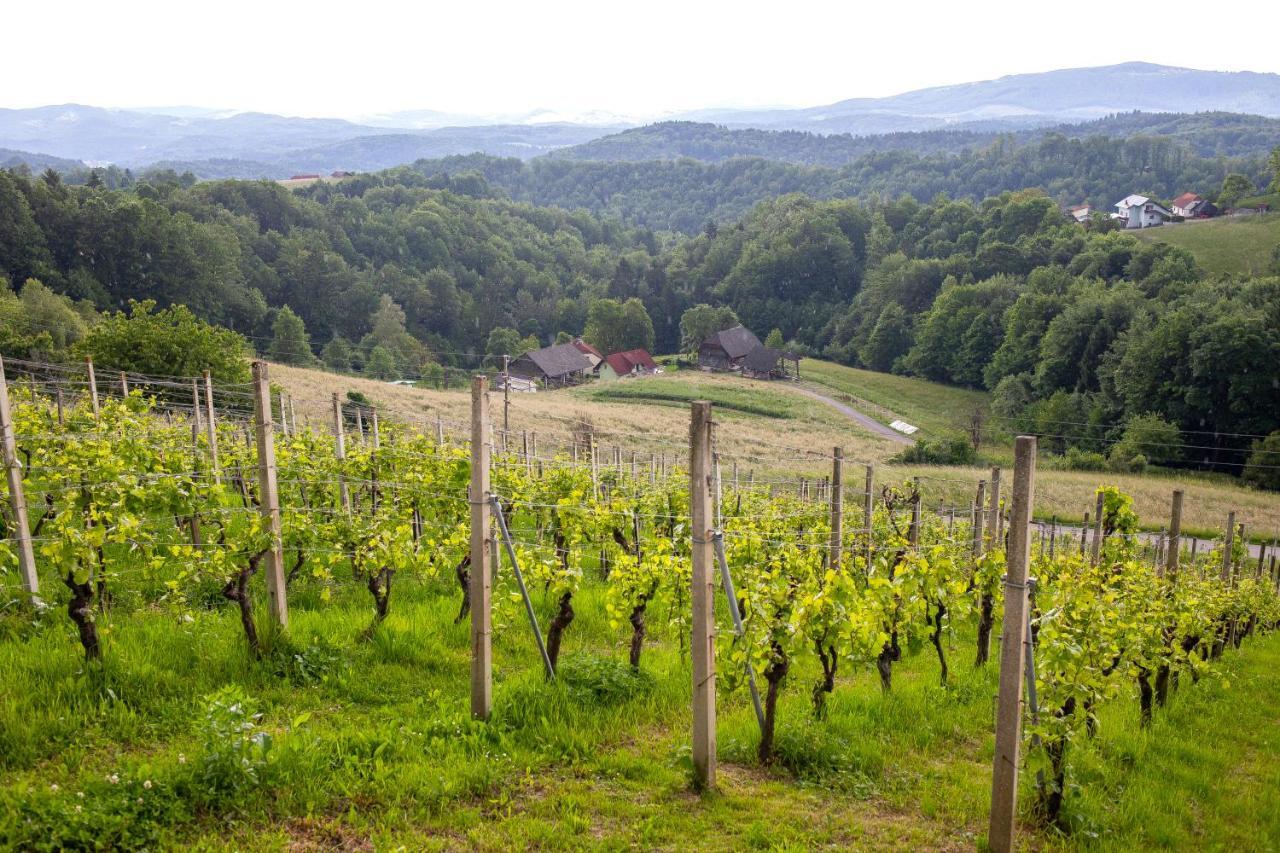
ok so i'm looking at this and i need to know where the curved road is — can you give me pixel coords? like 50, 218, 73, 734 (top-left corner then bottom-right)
791, 385, 915, 445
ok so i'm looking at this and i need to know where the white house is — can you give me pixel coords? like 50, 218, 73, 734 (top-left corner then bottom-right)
1113, 195, 1172, 229
1067, 204, 1091, 224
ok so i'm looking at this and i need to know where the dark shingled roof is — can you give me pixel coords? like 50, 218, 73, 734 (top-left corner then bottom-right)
519, 342, 593, 379
742, 345, 783, 373
702, 325, 761, 359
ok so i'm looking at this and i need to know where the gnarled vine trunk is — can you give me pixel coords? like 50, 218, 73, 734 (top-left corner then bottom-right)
877, 631, 901, 692
930, 600, 948, 685
812, 640, 838, 719
1136, 667, 1154, 727
1038, 696, 1076, 826
221, 551, 265, 658
453, 552, 472, 624
63, 571, 101, 661
975, 592, 994, 666
367, 567, 394, 623
758, 639, 790, 763
545, 591, 575, 672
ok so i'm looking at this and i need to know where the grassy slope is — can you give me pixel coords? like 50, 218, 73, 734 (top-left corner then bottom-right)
3, 558, 1278, 849
1132, 213, 1280, 277
273, 361, 1280, 537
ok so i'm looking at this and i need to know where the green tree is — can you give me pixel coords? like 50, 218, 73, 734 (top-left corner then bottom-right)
858, 302, 912, 372
583, 297, 655, 354
1242, 431, 1280, 491
321, 335, 355, 371
678, 304, 738, 355
75, 300, 250, 383
364, 345, 399, 380
1218, 173, 1254, 208
764, 328, 785, 349
1109, 413, 1182, 468
1269, 146, 1280, 193
268, 305, 315, 365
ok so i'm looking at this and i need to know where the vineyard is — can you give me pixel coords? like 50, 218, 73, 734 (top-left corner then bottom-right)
1, 356, 1278, 850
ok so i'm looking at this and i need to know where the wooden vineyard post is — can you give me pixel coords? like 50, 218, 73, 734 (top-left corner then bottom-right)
469, 376, 493, 720
287, 394, 297, 435
332, 394, 350, 512
988, 436, 1037, 853
1221, 511, 1235, 583
689, 400, 716, 790
1165, 490, 1183, 578
1089, 491, 1105, 567
863, 464, 875, 569
371, 411, 380, 450
119, 371, 128, 396
987, 467, 1001, 551
908, 476, 921, 548
502, 354, 511, 435
829, 447, 843, 571
251, 361, 288, 628
0, 358, 39, 597
436, 415, 445, 449
972, 480, 987, 557
85, 357, 99, 416
203, 370, 219, 478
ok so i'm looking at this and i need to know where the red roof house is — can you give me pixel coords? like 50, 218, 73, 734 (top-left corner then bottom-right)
599, 349, 659, 380
571, 337, 604, 368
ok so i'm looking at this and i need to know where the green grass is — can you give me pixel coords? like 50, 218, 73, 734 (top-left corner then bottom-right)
1133, 212, 1280, 277
3, 566, 1279, 849
799, 358, 991, 438
582, 376, 799, 419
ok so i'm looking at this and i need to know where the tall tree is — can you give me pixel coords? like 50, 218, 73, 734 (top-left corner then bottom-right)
268, 305, 315, 365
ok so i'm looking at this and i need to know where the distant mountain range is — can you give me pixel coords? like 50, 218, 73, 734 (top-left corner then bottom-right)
2, 63, 1278, 178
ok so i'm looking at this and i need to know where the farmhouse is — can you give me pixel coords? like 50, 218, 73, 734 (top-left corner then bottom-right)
507, 342, 593, 388
1171, 192, 1210, 218
1066, 204, 1091, 224
570, 337, 604, 370
1113, 195, 1172, 229
698, 325, 762, 371
598, 348, 659, 381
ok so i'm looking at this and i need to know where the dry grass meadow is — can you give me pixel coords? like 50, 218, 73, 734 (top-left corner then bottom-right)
270, 362, 1280, 539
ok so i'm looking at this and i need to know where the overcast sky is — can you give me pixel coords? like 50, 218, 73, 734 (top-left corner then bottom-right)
4, 0, 1278, 120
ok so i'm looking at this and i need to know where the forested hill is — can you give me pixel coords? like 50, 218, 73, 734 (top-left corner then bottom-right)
549, 113, 1280, 166
414, 132, 1270, 233
4, 164, 1279, 474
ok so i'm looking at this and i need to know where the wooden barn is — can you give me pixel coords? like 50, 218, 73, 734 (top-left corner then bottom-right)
508, 343, 593, 388
698, 325, 762, 371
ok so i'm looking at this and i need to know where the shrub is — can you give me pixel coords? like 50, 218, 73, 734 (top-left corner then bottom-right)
891, 434, 976, 466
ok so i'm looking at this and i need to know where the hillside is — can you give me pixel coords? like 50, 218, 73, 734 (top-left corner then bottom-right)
551, 113, 1280, 167
1132, 213, 1280, 276
269, 359, 1280, 537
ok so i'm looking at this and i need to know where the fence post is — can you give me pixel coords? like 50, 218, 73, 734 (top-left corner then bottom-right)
1089, 491, 1105, 567
371, 411, 380, 450
1165, 490, 1183, 578
1221, 511, 1235, 583
689, 400, 716, 790
251, 361, 287, 628
988, 436, 1037, 853
972, 480, 987, 557
119, 371, 128, 397
829, 447, 843, 571
203, 370, 219, 478
470, 376, 493, 720
909, 476, 921, 548
502, 354, 511, 435
287, 394, 297, 435
85, 357, 99, 416
192, 379, 202, 432
332, 393, 350, 512
0, 358, 39, 597
436, 415, 444, 448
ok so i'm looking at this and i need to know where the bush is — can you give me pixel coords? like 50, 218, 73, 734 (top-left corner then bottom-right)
891, 434, 976, 466
1243, 431, 1280, 491
1044, 447, 1108, 471
75, 300, 250, 383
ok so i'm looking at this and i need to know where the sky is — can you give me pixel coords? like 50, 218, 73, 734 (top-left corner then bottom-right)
3, 0, 1279, 121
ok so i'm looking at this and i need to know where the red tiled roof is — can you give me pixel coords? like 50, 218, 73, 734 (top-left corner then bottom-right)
572, 338, 603, 360
1172, 192, 1202, 208
604, 349, 658, 375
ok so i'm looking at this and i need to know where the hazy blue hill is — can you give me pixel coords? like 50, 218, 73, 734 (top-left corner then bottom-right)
685, 63, 1280, 134
0, 147, 85, 172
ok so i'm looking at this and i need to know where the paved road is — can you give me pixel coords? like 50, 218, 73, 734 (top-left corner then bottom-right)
791, 385, 914, 445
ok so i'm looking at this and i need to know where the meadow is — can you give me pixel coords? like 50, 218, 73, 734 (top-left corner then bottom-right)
1133, 212, 1280, 277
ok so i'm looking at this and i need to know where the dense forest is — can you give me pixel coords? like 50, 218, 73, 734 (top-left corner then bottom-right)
2, 143, 1280, 475
418, 133, 1271, 233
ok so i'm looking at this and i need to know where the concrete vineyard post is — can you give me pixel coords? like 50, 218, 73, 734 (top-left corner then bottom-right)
909, 476, 921, 548
332, 393, 350, 512
829, 447, 843, 571
987, 467, 1001, 551
502, 354, 511, 435
251, 361, 287, 628
86, 357, 99, 416
988, 436, 1037, 853
689, 400, 716, 790
119, 371, 128, 396
1165, 490, 1183, 578
863, 465, 875, 569
192, 379, 202, 432
1221, 511, 1235, 583
203, 370, 219, 479
0, 358, 39, 597
470, 376, 493, 720
972, 481, 987, 558
1090, 491, 1105, 567
371, 412, 380, 450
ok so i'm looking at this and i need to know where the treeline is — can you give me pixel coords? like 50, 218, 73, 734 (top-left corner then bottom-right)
0, 167, 663, 371
416, 133, 1270, 233
549, 112, 1280, 167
